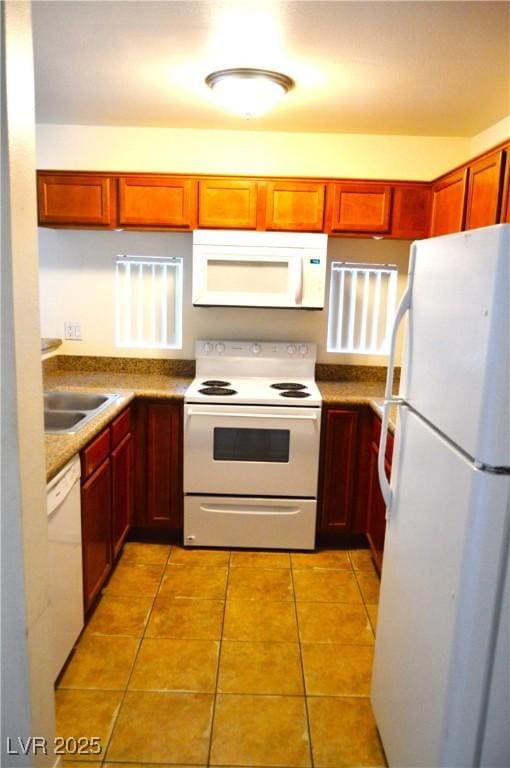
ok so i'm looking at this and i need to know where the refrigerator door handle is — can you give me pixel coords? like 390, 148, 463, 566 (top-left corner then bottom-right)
378, 264, 413, 512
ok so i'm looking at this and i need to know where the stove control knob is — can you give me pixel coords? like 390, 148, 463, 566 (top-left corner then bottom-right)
287, 344, 297, 356
215, 342, 226, 354
202, 342, 213, 354
250, 343, 262, 355
299, 344, 309, 356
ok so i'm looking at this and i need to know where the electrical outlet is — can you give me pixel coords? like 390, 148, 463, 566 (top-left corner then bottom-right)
64, 322, 82, 340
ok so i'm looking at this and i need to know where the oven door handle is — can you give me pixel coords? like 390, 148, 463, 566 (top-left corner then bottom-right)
200, 503, 301, 516
186, 409, 319, 421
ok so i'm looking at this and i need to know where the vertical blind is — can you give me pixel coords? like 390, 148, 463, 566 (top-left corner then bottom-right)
327, 262, 398, 354
115, 256, 183, 349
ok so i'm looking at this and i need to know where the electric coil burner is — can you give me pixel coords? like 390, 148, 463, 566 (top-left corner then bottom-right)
199, 387, 237, 396
184, 340, 322, 551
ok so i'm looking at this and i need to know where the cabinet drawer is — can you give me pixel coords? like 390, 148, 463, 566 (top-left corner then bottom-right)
81, 427, 111, 480
111, 407, 132, 448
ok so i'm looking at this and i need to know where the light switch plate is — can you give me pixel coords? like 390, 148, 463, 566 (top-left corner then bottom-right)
64, 322, 82, 340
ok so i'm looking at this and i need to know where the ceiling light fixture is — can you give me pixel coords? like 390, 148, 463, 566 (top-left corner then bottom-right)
205, 68, 294, 119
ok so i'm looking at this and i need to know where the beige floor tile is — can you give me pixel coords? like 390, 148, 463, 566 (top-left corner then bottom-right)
291, 549, 352, 570
210, 694, 311, 767
366, 603, 379, 633
301, 643, 374, 696
129, 638, 219, 692
308, 696, 386, 767
119, 542, 171, 566
146, 595, 224, 640
159, 564, 228, 599
169, 545, 230, 566
227, 567, 293, 601
58, 635, 139, 690
356, 569, 381, 604
218, 640, 303, 695
293, 569, 362, 603
104, 563, 164, 597
106, 691, 213, 764
230, 550, 290, 568
223, 599, 298, 642
103, 765, 205, 768
55, 689, 123, 762
296, 602, 374, 644
349, 548, 377, 572
85, 593, 153, 637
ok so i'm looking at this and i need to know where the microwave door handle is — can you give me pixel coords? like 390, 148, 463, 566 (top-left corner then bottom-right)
294, 256, 303, 305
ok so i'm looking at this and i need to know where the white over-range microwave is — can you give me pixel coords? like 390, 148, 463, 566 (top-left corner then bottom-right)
192, 229, 328, 309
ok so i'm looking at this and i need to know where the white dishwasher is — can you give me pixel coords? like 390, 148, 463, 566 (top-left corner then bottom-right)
47, 455, 84, 681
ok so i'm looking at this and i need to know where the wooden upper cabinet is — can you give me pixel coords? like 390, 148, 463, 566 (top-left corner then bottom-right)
430, 168, 468, 237
118, 176, 196, 229
37, 173, 116, 227
265, 181, 325, 231
327, 182, 392, 234
198, 178, 259, 229
465, 150, 505, 231
391, 185, 432, 239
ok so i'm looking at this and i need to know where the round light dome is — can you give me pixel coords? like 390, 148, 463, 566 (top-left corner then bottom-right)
205, 68, 294, 118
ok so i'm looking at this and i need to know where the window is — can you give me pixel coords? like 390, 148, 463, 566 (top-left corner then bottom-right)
115, 255, 183, 349
327, 262, 398, 354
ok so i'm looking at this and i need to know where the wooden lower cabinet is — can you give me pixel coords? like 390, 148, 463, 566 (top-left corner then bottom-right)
134, 400, 183, 531
80, 405, 133, 612
81, 457, 112, 613
318, 408, 359, 534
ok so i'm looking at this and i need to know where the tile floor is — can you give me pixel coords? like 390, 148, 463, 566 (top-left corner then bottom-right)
55, 543, 386, 767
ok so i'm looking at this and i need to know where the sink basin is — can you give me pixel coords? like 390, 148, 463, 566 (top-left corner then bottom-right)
44, 410, 87, 431
43, 391, 120, 434
44, 392, 110, 411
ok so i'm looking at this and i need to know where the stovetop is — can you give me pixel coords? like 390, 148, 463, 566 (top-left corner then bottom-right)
185, 340, 322, 407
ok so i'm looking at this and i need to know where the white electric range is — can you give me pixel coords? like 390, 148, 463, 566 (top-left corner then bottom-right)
183, 340, 322, 550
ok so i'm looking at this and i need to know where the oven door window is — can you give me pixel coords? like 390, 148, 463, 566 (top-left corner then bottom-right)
213, 427, 290, 463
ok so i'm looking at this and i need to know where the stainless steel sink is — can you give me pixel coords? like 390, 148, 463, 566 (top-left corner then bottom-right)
44, 392, 111, 411
43, 391, 120, 434
44, 410, 88, 431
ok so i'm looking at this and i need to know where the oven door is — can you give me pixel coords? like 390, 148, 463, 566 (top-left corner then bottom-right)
184, 403, 321, 497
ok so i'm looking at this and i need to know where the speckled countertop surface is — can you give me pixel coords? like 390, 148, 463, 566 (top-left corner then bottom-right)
44, 370, 192, 481
44, 366, 397, 481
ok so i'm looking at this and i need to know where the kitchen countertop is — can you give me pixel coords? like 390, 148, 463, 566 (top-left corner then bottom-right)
43, 368, 397, 481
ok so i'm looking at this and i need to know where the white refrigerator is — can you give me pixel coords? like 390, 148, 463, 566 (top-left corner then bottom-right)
371, 224, 510, 768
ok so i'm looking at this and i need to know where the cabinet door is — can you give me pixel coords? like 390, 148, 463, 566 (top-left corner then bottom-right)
391, 185, 432, 239
265, 181, 325, 231
430, 169, 468, 236
502, 154, 510, 223
111, 432, 132, 560
465, 150, 505, 230
328, 183, 392, 234
318, 409, 358, 533
198, 178, 258, 229
118, 176, 197, 229
146, 402, 182, 528
37, 173, 116, 227
81, 457, 112, 613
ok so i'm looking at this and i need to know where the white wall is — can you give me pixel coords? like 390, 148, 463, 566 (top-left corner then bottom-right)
38, 228, 410, 366
36, 123, 471, 181
2, 2, 56, 766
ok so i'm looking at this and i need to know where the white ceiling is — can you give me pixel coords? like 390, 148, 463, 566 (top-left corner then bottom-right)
32, 0, 510, 137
